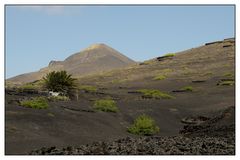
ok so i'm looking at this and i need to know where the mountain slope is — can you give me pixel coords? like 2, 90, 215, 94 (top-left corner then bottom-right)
8, 43, 136, 84
78, 38, 235, 87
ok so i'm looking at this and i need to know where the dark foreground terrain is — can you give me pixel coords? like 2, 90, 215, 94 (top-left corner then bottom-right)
5, 38, 235, 155
30, 106, 235, 155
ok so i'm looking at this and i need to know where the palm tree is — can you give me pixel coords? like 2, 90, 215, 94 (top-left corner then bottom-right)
43, 70, 77, 95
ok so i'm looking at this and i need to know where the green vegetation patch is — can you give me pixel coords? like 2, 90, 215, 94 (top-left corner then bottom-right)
48, 95, 70, 101
218, 80, 235, 86
17, 80, 45, 91
162, 68, 173, 73
137, 89, 174, 99
223, 72, 234, 78
163, 53, 176, 57
181, 86, 193, 92
93, 99, 118, 112
128, 114, 160, 136
79, 85, 97, 93
20, 97, 48, 109
201, 72, 213, 77
153, 75, 166, 81
47, 113, 55, 117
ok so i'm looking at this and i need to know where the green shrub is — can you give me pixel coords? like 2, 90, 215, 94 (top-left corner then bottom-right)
79, 85, 97, 92
17, 84, 38, 92
47, 113, 55, 117
137, 89, 174, 99
128, 114, 160, 135
163, 53, 176, 57
218, 80, 234, 86
48, 95, 70, 101
162, 68, 173, 73
93, 99, 118, 112
20, 97, 48, 109
181, 86, 193, 92
201, 72, 213, 77
223, 72, 234, 77
43, 70, 77, 95
18, 80, 45, 91
153, 75, 166, 80
21, 84, 36, 89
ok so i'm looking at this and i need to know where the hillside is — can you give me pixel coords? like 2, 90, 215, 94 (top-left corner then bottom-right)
77, 38, 235, 88
5, 38, 235, 155
8, 43, 136, 84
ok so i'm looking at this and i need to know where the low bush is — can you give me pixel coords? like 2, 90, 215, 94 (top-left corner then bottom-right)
17, 80, 45, 91
47, 113, 55, 117
137, 89, 174, 99
20, 97, 48, 109
201, 72, 213, 77
223, 72, 234, 78
128, 114, 160, 135
93, 99, 118, 112
153, 75, 166, 80
218, 80, 234, 86
79, 85, 97, 93
163, 53, 176, 57
111, 79, 127, 84
181, 86, 193, 92
162, 68, 173, 73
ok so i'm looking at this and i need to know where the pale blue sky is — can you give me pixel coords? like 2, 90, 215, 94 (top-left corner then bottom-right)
6, 5, 234, 78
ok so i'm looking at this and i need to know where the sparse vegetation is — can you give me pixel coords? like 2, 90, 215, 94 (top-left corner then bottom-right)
43, 71, 77, 95
79, 85, 97, 93
163, 53, 176, 57
137, 89, 174, 99
5, 81, 15, 89
181, 86, 193, 92
183, 71, 192, 76
47, 113, 55, 117
18, 80, 45, 91
162, 68, 173, 73
127, 114, 160, 136
153, 75, 166, 80
93, 99, 118, 112
224, 64, 231, 67
48, 95, 70, 101
223, 72, 234, 78
201, 72, 213, 77
218, 80, 235, 86
20, 97, 48, 109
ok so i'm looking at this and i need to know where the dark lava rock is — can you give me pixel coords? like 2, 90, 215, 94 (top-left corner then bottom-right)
223, 45, 232, 48
192, 80, 206, 83
180, 106, 235, 137
156, 56, 173, 61
29, 135, 235, 155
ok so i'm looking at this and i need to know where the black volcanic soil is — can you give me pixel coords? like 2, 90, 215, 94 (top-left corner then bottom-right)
5, 38, 235, 155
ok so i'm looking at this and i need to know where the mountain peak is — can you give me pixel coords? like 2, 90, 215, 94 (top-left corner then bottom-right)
85, 43, 109, 51
8, 43, 136, 83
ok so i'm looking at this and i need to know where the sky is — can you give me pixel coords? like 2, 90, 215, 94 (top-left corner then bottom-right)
6, 5, 235, 78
